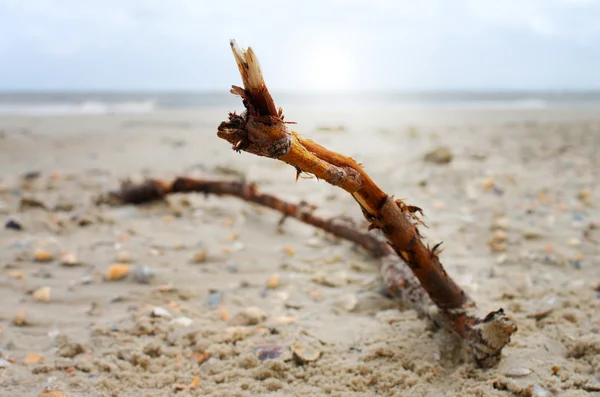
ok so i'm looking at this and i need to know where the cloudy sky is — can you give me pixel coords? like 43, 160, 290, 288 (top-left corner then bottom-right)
0, 0, 599, 91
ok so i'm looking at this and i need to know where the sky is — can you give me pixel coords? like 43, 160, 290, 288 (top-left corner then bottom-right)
0, 0, 599, 91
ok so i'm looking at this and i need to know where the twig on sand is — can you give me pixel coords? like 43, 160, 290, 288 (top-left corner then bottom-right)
101, 177, 431, 317
215, 40, 517, 368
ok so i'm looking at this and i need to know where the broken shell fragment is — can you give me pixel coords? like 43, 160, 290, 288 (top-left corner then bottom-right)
504, 367, 532, 377
151, 307, 172, 318
13, 308, 28, 326
32, 286, 51, 302
291, 336, 322, 364
170, 316, 193, 327
174, 376, 199, 392
59, 251, 80, 267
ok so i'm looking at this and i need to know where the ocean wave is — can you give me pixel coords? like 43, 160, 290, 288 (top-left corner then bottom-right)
0, 100, 156, 115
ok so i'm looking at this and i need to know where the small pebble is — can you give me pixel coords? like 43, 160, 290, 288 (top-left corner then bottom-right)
482, 177, 495, 192
151, 307, 172, 318
567, 238, 581, 247
291, 336, 322, 363
5, 219, 23, 230
34, 250, 54, 263
531, 385, 552, 397
132, 265, 153, 284
191, 248, 208, 264
115, 251, 133, 263
226, 263, 239, 273
59, 251, 80, 267
311, 271, 347, 288
432, 200, 445, 210
254, 345, 284, 361
32, 286, 51, 302
13, 308, 28, 326
423, 146, 453, 164
522, 228, 543, 240
284, 245, 295, 256
232, 241, 245, 252
7, 270, 25, 279
577, 187, 592, 206
526, 296, 559, 320
488, 231, 507, 252
334, 294, 358, 312
0, 358, 11, 368
504, 367, 532, 377
170, 316, 193, 327
306, 237, 324, 248
37, 387, 69, 397
23, 353, 44, 364
34, 268, 53, 279
266, 274, 280, 289
105, 264, 130, 281
491, 216, 510, 230
19, 196, 47, 210
229, 307, 267, 326
207, 290, 222, 308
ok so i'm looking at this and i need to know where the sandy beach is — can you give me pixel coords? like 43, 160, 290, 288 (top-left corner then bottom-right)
0, 105, 599, 396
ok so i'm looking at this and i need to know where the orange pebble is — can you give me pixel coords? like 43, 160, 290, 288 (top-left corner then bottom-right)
284, 245, 295, 256
7, 270, 25, 279
105, 264, 130, 281
23, 353, 44, 364
219, 310, 230, 321
38, 391, 69, 397
34, 250, 53, 263
117, 234, 131, 243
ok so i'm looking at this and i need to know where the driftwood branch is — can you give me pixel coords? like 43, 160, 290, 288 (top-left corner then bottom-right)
101, 177, 431, 318
215, 40, 517, 367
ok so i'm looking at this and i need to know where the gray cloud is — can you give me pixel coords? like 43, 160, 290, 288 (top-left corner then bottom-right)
0, 0, 598, 90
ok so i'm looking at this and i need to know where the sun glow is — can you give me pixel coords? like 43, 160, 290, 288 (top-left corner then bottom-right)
303, 48, 357, 91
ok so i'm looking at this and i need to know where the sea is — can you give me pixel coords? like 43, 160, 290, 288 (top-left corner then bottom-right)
1, 91, 600, 115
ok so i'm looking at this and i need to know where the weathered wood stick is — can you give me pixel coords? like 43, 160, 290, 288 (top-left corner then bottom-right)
216, 40, 517, 367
